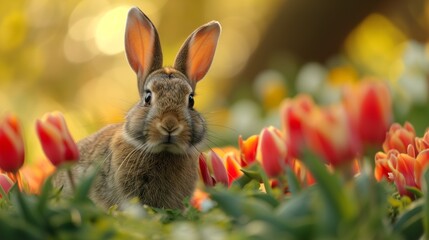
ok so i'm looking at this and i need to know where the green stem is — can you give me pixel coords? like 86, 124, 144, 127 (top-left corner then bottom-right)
259, 168, 273, 196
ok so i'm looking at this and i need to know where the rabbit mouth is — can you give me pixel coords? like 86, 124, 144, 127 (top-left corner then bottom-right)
150, 142, 186, 154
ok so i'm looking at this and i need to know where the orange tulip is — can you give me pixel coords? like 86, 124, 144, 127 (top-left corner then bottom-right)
191, 188, 210, 211
280, 94, 314, 159
238, 135, 259, 167
375, 147, 429, 197
256, 126, 287, 178
20, 158, 55, 194
36, 112, 79, 166
224, 152, 243, 186
343, 79, 392, 146
0, 173, 14, 198
382, 122, 416, 154
304, 105, 360, 167
0, 114, 25, 173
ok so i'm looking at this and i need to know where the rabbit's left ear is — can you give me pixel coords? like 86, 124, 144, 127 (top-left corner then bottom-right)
174, 21, 221, 85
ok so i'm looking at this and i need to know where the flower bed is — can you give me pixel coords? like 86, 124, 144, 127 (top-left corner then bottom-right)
1, 78, 429, 239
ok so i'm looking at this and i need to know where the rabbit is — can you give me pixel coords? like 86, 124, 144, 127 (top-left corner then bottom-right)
53, 7, 221, 210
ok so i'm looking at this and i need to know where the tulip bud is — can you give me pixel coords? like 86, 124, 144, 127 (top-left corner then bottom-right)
256, 126, 287, 178
382, 122, 416, 154
36, 112, 79, 166
280, 94, 314, 159
343, 79, 392, 146
0, 173, 14, 198
206, 150, 228, 186
198, 154, 214, 187
0, 114, 25, 173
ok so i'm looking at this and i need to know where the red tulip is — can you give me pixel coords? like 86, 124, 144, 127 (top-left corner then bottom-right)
256, 126, 287, 178
0, 114, 25, 173
304, 105, 359, 167
343, 79, 392, 146
36, 112, 79, 166
280, 94, 314, 159
238, 135, 259, 167
0, 173, 14, 198
382, 122, 416, 154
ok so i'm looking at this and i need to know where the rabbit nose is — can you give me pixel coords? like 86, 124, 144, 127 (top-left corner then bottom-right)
157, 116, 183, 136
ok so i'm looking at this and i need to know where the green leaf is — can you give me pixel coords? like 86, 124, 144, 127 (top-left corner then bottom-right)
249, 193, 279, 208
300, 151, 356, 222
208, 188, 244, 219
423, 168, 429, 237
73, 168, 98, 203
240, 168, 262, 182
406, 186, 423, 199
231, 174, 253, 189
258, 166, 273, 196
232, 164, 262, 189
275, 189, 316, 238
11, 187, 40, 226
393, 199, 424, 239
276, 188, 314, 220
285, 166, 301, 195
36, 175, 54, 214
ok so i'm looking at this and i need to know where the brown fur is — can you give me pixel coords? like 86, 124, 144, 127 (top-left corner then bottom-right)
53, 7, 220, 210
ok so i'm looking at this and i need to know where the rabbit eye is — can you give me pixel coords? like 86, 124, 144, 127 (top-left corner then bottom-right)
144, 91, 152, 105
188, 94, 194, 108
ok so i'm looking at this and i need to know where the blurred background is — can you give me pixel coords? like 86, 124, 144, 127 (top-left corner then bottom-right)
1, 0, 429, 163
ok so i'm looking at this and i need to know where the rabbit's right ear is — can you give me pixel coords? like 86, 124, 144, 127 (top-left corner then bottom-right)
125, 7, 163, 89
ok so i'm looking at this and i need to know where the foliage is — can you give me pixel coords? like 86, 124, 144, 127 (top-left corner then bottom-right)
0, 153, 428, 239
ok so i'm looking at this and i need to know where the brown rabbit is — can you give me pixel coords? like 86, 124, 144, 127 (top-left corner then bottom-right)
54, 7, 221, 210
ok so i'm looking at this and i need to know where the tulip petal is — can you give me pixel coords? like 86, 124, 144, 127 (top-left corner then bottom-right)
257, 127, 287, 178
207, 151, 228, 186
198, 154, 214, 187
238, 135, 259, 167
415, 149, 429, 188
224, 153, 242, 186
